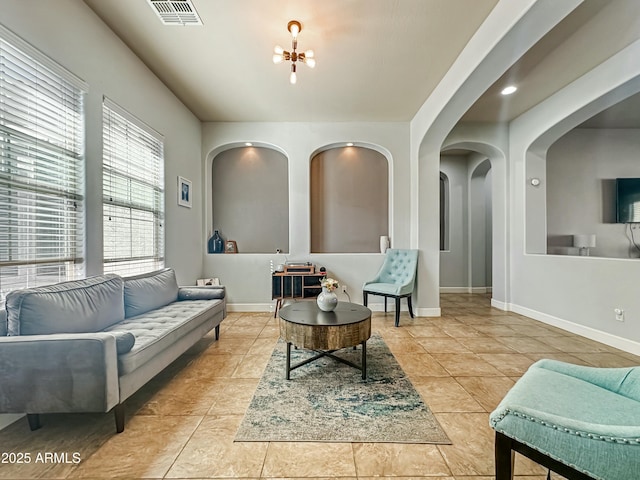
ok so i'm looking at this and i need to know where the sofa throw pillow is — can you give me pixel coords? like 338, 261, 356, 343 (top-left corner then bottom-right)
123, 268, 179, 318
5, 274, 125, 336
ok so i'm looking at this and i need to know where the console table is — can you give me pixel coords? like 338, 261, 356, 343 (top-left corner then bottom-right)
272, 271, 324, 317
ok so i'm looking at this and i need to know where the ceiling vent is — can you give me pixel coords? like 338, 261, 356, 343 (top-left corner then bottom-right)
147, 0, 203, 26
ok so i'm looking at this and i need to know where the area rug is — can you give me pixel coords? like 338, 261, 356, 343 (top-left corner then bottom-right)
234, 334, 451, 444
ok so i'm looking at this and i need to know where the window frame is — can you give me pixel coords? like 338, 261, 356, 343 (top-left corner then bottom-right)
102, 97, 165, 277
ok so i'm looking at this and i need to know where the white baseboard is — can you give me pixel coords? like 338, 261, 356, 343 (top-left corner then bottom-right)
508, 303, 640, 356
440, 287, 490, 294
415, 307, 441, 317
491, 298, 508, 311
227, 303, 273, 312
0, 414, 23, 431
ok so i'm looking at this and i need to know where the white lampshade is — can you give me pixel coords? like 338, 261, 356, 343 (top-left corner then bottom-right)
573, 234, 596, 248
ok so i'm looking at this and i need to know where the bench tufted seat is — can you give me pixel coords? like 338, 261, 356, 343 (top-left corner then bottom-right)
490, 359, 640, 480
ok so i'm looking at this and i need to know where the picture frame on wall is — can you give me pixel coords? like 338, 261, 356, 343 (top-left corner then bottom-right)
178, 176, 192, 208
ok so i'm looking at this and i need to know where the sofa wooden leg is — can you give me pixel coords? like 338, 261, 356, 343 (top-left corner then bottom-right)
215, 324, 220, 340
113, 404, 125, 433
27, 414, 41, 431
495, 432, 515, 480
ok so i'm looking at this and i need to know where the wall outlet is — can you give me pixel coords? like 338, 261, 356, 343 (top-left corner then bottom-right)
614, 308, 624, 322
341, 285, 348, 293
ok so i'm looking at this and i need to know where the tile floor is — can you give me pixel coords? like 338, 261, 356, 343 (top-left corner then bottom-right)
1, 293, 638, 479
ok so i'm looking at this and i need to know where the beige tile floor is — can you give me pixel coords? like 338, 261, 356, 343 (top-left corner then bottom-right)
1, 293, 638, 479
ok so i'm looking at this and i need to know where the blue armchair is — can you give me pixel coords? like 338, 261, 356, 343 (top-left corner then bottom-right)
362, 249, 418, 327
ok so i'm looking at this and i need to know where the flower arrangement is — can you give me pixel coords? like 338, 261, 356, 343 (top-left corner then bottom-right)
320, 277, 339, 292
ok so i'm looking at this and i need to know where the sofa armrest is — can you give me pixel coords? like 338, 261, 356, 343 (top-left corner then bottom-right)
0, 332, 120, 414
178, 285, 226, 301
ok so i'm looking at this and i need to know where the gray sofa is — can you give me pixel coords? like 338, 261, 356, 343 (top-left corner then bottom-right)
0, 268, 225, 433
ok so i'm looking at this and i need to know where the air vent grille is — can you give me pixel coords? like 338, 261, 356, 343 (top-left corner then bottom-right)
147, 0, 202, 26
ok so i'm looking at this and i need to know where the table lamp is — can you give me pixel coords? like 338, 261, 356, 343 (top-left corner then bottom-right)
573, 234, 596, 256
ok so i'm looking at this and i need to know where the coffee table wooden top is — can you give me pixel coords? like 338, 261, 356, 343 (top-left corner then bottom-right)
279, 301, 372, 351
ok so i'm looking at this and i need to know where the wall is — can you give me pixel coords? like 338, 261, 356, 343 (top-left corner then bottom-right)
1, 1, 202, 429
212, 147, 289, 254
439, 156, 469, 289
202, 122, 410, 310
511, 40, 640, 354
2, 0, 203, 285
439, 154, 493, 292
547, 128, 640, 258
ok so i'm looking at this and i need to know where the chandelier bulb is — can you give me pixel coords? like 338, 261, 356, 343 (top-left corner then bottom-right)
290, 71, 297, 84
274, 45, 284, 55
273, 54, 284, 64
305, 57, 316, 68
304, 49, 314, 58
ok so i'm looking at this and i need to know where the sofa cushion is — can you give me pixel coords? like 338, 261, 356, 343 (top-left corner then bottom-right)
105, 298, 224, 375
123, 268, 179, 318
5, 274, 124, 336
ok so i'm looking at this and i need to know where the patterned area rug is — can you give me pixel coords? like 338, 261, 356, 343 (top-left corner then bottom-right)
235, 334, 451, 443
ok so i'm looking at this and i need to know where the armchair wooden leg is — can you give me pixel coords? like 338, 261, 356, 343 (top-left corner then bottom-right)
363, 291, 368, 307
395, 297, 401, 327
27, 414, 41, 431
384, 297, 387, 312
495, 432, 515, 480
407, 295, 414, 318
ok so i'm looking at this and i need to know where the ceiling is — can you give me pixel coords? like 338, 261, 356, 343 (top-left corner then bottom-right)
83, 0, 640, 126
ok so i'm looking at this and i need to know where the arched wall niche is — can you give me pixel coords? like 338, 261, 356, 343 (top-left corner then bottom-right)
208, 142, 290, 254
310, 143, 391, 253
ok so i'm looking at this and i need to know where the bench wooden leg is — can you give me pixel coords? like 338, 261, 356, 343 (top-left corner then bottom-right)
495, 432, 515, 480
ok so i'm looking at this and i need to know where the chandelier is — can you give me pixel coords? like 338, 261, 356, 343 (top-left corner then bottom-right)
272, 20, 316, 84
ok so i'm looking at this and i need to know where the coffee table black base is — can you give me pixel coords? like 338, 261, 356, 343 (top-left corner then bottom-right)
286, 341, 367, 380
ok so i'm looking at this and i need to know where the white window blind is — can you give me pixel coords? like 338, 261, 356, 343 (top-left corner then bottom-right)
0, 25, 86, 303
102, 98, 164, 277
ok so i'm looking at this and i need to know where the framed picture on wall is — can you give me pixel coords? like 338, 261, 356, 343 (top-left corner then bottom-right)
178, 176, 192, 208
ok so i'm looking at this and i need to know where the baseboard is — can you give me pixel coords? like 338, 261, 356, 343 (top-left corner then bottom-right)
415, 307, 441, 317
0, 414, 23, 431
440, 287, 490, 294
491, 298, 508, 311
227, 303, 273, 312
508, 303, 640, 356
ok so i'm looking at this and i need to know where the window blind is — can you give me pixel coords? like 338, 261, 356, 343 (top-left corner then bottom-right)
102, 98, 164, 277
0, 25, 86, 303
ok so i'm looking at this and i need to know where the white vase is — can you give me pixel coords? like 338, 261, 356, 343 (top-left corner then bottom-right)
380, 235, 390, 254
316, 287, 338, 312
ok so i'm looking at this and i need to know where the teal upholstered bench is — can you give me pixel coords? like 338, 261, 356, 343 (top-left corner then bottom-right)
490, 359, 640, 480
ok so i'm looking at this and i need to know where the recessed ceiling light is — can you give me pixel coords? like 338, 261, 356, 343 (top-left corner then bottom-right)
346, 142, 354, 147
245, 142, 253, 146
501, 85, 517, 95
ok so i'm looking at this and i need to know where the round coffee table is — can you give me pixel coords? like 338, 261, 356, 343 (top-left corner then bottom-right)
278, 301, 372, 379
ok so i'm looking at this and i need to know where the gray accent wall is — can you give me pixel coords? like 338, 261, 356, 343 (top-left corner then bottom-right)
310, 147, 388, 253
